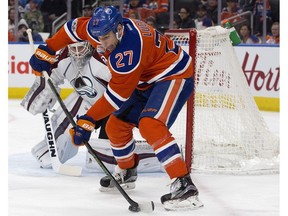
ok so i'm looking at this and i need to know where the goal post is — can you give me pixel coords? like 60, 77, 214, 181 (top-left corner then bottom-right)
165, 26, 279, 174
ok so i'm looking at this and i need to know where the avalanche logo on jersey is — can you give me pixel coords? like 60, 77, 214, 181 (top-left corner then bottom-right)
71, 76, 97, 98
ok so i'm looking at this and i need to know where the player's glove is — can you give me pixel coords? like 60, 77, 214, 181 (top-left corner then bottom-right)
29, 45, 57, 76
69, 115, 96, 146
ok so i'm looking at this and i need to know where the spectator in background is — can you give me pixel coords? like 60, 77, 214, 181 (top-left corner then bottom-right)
206, 0, 218, 25
22, 0, 43, 9
176, 7, 195, 29
17, 19, 43, 42
265, 21, 279, 44
8, 7, 17, 33
82, 4, 94, 17
19, 0, 28, 8
23, 0, 41, 11
240, 0, 256, 13
172, 20, 179, 29
123, 0, 147, 14
8, 30, 15, 41
146, 0, 168, 15
221, 0, 243, 23
8, 6, 28, 41
9, 0, 26, 20
23, 0, 44, 33
123, 0, 154, 22
194, 4, 213, 30
128, 10, 141, 19
40, 0, 67, 35
9, 0, 16, 10
146, 0, 170, 32
238, 23, 260, 44
124, 0, 146, 16
253, 0, 272, 35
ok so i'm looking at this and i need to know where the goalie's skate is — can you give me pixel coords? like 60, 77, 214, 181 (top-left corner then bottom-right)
161, 174, 204, 211
99, 155, 139, 192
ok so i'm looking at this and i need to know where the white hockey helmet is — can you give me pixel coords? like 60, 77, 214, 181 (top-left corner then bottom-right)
68, 41, 93, 58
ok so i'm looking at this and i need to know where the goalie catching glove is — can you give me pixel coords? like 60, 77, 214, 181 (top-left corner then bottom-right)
29, 45, 57, 76
70, 115, 96, 146
21, 76, 61, 115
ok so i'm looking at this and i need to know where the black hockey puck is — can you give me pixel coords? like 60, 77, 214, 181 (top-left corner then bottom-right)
128, 205, 141, 212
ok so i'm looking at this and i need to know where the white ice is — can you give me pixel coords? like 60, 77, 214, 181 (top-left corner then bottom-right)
8, 99, 282, 216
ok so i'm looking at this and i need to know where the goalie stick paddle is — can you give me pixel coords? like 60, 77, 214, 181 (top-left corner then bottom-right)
44, 72, 155, 213
26, 29, 82, 177
42, 109, 82, 176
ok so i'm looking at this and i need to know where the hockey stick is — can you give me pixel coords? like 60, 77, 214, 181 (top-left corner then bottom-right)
44, 72, 154, 213
26, 29, 82, 176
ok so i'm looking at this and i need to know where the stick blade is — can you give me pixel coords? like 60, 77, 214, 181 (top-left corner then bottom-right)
138, 201, 155, 212
56, 164, 82, 177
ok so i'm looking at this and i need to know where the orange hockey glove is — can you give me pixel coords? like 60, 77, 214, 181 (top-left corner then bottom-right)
69, 115, 96, 146
29, 45, 57, 76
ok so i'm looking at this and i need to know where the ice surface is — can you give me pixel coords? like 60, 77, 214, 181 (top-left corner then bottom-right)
8, 99, 282, 216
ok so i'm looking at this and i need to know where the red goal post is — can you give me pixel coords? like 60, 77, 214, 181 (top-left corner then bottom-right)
164, 29, 197, 172
165, 27, 279, 174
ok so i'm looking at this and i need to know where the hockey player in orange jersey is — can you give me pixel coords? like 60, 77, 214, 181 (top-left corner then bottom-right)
29, 6, 203, 210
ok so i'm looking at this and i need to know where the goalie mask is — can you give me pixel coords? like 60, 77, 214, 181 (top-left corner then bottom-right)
68, 41, 93, 58
68, 41, 93, 73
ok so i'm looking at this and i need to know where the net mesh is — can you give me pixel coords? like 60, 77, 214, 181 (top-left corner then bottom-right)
165, 26, 279, 174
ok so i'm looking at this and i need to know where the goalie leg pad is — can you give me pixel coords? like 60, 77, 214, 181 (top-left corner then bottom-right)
85, 139, 163, 173
31, 140, 52, 169
31, 134, 79, 168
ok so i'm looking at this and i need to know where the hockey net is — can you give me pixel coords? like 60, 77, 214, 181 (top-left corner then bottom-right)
165, 26, 279, 174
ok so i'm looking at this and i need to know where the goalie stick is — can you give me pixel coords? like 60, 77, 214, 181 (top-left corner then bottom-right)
44, 71, 154, 213
26, 29, 82, 176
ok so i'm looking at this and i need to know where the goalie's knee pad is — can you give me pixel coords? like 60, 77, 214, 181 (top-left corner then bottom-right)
31, 134, 79, 168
